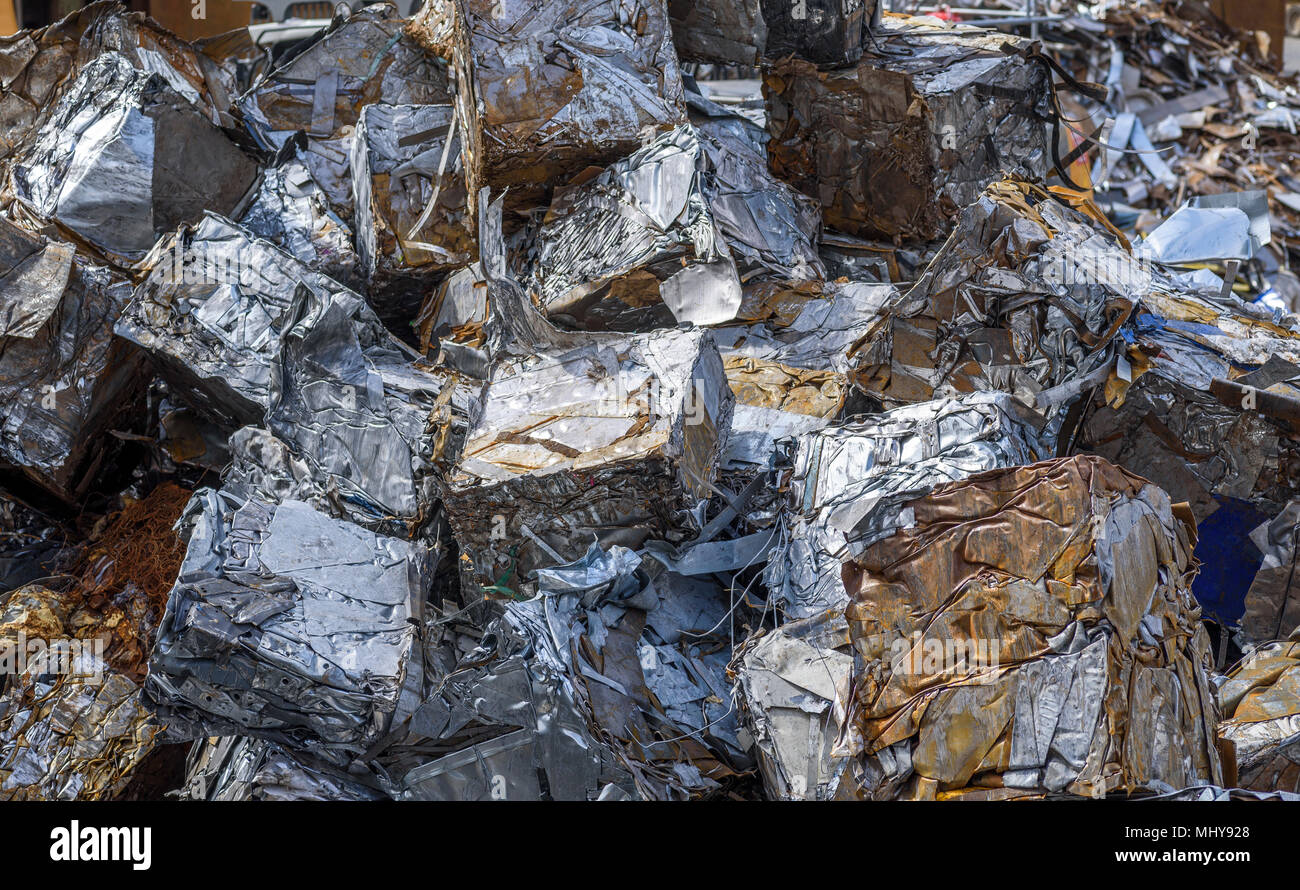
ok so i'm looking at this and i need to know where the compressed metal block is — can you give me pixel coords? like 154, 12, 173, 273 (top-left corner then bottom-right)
764, 23, 1048, 240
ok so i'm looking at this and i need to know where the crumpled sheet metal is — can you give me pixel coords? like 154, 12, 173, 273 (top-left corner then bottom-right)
1078, 288, 1300, 531
351, 103, 474, 297
0, 214, 147, 500
765, 392, 1047, 620
146, 489, 429, 760
529, 122, 823, 332
221, 284, 472, 540
397, 636, 614, 801
444, 324, 733, 593
466, 542, 749, 800
0, 1, 238, 161
1240, 499, 1300, 648
712, 280, 895, 377
855, 180, 1134, 443
734, 609, 856, 800
416, 261, 487, 354
0, 584, 158, 801
412, 0, 687, 223
668, 0, 764, 66
1218, 630, 1300, 795
239, 140, 360, 288
764, 22, 1048, 241
839, 455, 1222, 800
180, 736, 386, 801
10, 51, 258, 266
240, 4, 450, 220
115, 213, 400, 430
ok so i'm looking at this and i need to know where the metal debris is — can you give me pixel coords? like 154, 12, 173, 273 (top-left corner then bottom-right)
839, 456, 1221, 799
146, 489, 429, 760
0, 0, 1297, 806
1219, 629, 1300, 795
764, 20, 1049, 240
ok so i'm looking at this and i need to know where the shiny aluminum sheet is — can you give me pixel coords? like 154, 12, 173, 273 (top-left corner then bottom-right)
239, 140, 360, 288
179, 736, 386, 801
721, 355, 845, 470
11, 52, 258, 266
764, 392, 1048, 620
482, 542, 748, 800
764, 21, 1048, 240
839, 455, 1221, 799
146, 489, 428, 760
115, 213, 404, 430
1240, 499, 1300, 647
445, 324, 732, 592
1218, 630, 1300, 795
529, 122, 822, 332
712, 280, 894, 377
222, 284, 473, 540
1078, 287, 1300, 529
0, 215, 147, 500
449, 193, 732, 591
412, 0, 687, 224
396, 640, 613, 801
734, 609, 856, 800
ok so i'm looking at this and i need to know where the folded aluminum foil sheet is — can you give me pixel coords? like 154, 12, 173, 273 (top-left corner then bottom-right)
764, 392, 1048, 620
146, 489, 429, 760
352, 102, 474, 310
760, 0, 869, 66
240, 4, 451, 220
0, 1, 238, 160
733, 609, 856, 800
855, 180, 1135, 443
179, 736, 386, 801
10, 51, 258, 266
411, 0, 687, 223
764, 22, 1048, 240
0, 215, 148, 500
0, 584, 158, 800
668, 0, 764, 66
838, 455, 1222, 799
1218, 630, 1300, 795
239, 139, 360, 288
529, 122, 822, 331
415, 261, 487, 354
115, 213, 408, 430
396, 637, 615, 801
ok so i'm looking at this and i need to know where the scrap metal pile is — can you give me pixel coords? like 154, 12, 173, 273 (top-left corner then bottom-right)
2, 0, 1300, 801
